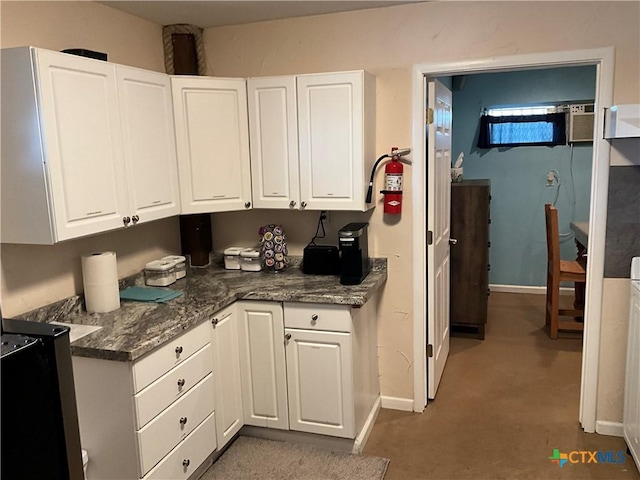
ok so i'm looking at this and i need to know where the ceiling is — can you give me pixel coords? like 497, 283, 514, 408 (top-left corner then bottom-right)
99, 1, 425, 29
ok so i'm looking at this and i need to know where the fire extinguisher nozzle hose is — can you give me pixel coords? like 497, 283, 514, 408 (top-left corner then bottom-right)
366, 154, 390, 203
366, 184, 374, 204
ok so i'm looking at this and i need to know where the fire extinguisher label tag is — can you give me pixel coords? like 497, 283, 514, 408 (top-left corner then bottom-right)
385, 174, 403, 191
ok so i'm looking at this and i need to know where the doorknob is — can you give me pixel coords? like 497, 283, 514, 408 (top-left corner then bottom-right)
449, 238, 458, 245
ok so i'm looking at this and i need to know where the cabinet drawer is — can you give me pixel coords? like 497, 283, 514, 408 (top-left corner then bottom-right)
132, 321, 210, 392
143, 412, 217, 480
135, 343, 212, 429
284, 302, 352, 332
137, 373, 214, 476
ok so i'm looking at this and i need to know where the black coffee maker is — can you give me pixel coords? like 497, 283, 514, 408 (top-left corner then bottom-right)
338, 223, 370, 285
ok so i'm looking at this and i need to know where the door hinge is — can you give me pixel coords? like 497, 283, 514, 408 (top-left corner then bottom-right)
427, 230, 433, 245
426, 108, 434, 125
426, 344, 433, 358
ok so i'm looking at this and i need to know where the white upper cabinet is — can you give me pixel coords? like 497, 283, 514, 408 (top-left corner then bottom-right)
1, 47, 128, 244
1, 47, 181, 244
171, 76, 252, 214
247, 76, 300, 209
248, 71, 376, 212
117, 66, 181, 223
297, 71, 376, 211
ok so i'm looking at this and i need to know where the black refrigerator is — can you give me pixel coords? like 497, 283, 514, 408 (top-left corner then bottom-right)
1, 317, 84, 480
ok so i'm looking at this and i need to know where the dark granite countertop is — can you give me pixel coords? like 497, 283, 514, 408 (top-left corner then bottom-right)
16, 258, 386, 362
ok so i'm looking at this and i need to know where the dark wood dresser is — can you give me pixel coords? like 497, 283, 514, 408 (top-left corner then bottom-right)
450, 179, 491, 339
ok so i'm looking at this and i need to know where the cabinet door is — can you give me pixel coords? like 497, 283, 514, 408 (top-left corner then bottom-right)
117, 66, 180, 223
247, 77, 300, 209
297, 71, 369, 211
36, 48, 129, 241
237, 301, 289, 430
172, 76, 252, 213
210, 304, 244, 448
285, 328, 355, 438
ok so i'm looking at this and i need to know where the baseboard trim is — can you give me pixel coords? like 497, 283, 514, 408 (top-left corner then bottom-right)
595, 420, 624, 437
380, 396, 414, 411
352, 396, 381, 454
490, 284, 575, 295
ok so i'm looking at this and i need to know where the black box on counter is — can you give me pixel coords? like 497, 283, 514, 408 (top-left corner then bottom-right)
302, 245, 340, 275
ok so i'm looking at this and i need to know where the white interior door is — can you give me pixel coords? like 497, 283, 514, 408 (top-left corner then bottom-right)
427, 78, 453, 399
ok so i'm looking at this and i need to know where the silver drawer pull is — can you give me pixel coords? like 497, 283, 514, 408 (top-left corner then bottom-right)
183, 459, 190, 467
179, 416, 188, 426
177, 378, 186, 388
311, 314, 318, 322
175, 346, 183, 355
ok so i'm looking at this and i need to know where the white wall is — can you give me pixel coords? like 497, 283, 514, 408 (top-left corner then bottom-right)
202, 1, 640, 417
0, 1, 180, 316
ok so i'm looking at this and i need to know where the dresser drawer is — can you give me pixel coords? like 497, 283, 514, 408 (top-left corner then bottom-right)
137, 373, 214, 476
143, 412, 217, 480
135, 343, 212, 429
284, 302, 352, 332
132, 321, 210, 392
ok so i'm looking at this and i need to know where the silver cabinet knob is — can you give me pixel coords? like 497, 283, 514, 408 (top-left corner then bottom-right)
177, 378, 186, 388
300, 201, 307, 209
311, 314, 318, 322
289, 200, 296, 208
131, 215, 139, 224
123, 216, 131, 226
183, 459, 190, 468
175, 346, 183, 355
285, 333, 292, 341
179, 416, 188, 426
211, 318, 219, 326
244, 202, 251, 209
449, 238, 458, 245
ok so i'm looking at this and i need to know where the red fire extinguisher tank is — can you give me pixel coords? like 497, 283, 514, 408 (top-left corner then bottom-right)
383, 157, 403, 214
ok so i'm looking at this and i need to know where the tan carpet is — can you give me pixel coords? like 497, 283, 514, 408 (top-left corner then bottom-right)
200, 436, 389, 480
363, 292, 639, 480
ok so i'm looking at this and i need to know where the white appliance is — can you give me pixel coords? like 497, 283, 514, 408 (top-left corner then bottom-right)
604, 104, 640, 139
624, 257, 640, 471
568, 103, 595, 143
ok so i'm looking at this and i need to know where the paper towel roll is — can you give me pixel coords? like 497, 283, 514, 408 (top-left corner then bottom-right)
81, 252, 120, 313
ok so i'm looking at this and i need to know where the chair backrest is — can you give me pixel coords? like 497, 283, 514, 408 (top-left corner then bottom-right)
544, 204, 560, 269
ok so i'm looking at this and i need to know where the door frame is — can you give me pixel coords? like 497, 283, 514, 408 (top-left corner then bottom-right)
411, 47, 614, 433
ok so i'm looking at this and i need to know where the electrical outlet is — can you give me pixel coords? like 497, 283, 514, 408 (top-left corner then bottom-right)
546, 171, 555, 187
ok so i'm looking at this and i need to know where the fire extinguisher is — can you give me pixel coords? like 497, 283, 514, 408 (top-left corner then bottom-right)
366, 147, 411, 214
383, 149, 403, 214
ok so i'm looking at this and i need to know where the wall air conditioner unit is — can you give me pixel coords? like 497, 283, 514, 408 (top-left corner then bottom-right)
569, 103, 595, 143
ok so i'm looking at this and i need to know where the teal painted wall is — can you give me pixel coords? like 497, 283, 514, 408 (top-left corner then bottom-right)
451, 66, 596, 287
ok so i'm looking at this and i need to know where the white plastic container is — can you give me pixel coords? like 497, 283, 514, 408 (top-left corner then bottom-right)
240, 248, 262, 272
162, 255, 187, 279
224, 247, 244, 270
145, 260, 176, 286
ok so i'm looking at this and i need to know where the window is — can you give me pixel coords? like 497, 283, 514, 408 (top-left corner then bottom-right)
478, 105, 567, 148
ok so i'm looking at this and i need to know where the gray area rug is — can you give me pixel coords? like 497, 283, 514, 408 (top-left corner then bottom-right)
199, 436, 390, 480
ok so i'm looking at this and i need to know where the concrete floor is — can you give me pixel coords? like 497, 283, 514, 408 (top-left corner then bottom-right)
363, 292, 640, 480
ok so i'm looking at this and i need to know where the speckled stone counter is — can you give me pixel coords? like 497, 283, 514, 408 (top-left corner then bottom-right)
16, 258, 386, 363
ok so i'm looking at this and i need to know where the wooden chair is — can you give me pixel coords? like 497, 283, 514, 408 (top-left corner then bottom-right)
544, 204, 586, 339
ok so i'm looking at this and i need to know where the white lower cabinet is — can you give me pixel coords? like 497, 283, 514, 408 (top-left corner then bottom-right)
144, 412, 216, 480
210, 304, 244, 449
72, 322, 215, 479
237, 301, 289, 430
237, 300, 379, 441
285, 328, 354, 438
